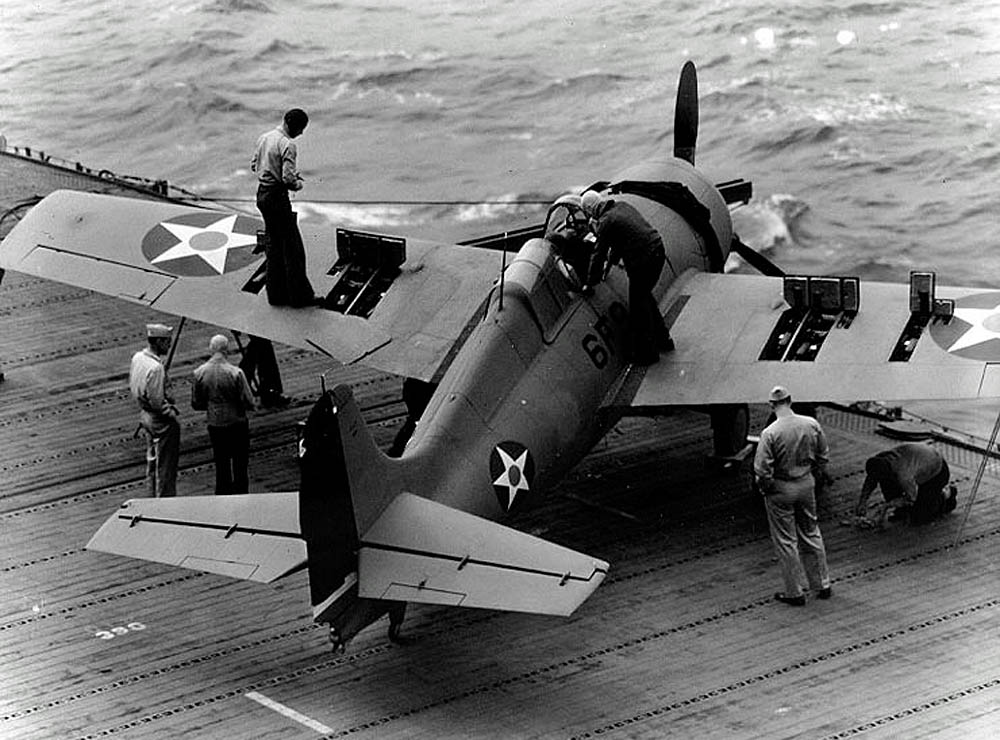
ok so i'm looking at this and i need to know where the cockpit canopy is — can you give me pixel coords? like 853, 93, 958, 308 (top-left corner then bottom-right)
543, 194, 594, 288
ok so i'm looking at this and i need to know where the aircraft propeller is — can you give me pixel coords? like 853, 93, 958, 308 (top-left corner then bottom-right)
673, 60, 699, 165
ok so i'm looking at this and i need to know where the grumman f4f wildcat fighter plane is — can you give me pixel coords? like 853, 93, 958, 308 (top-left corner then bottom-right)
4, 63, 1000, 650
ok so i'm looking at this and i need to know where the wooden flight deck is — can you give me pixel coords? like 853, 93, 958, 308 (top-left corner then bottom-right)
0, 150, 997, 739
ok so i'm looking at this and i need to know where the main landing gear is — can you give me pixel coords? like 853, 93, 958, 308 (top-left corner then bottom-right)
707, 404, 751, 471
387, 621, 403, 644
387, 602, 407, 645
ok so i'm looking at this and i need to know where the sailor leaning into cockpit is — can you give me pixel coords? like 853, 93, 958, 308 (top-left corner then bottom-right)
581, 189, 674, 365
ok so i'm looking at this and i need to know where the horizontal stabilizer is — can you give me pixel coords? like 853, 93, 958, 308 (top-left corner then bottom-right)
86, 494, 306, 583
358, 493, 608, 616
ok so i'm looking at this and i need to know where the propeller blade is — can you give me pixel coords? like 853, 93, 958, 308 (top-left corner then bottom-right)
730, 235, 785, 277
673, 61, 699, 165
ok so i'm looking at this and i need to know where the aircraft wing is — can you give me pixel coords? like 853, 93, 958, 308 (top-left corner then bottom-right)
86, 493, 306, 583
0, 190, 503, 381
627, 271, 1000, 407
358, 493, 609, 616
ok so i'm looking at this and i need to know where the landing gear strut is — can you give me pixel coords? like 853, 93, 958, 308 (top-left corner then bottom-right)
387, 622, 403, 643
707, 403, 751, 470
387, 602, 407, 644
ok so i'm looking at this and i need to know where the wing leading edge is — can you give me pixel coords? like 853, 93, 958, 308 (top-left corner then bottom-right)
626, 271, 1000, 408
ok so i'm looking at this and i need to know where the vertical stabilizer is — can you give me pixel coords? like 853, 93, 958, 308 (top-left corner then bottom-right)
298, 384, 403, 647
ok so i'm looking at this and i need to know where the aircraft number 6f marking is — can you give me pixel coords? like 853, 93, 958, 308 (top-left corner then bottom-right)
582, 301, 628, 369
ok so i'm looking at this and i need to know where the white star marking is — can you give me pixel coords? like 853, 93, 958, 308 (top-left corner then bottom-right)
493, 447, 530, 509
947, 303, 1000, 352
151, 215, 256, 274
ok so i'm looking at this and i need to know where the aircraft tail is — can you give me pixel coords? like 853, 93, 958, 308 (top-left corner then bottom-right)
299, 383, 608, 649
298, 384, 403, 646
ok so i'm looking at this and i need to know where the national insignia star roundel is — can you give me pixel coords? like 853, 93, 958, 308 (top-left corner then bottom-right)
141, 212, 262, 277
928, 291, 1000, 361
489, 440, 535, 513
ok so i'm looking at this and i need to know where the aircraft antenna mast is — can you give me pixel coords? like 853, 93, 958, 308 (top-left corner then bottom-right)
498, 234, 507, 312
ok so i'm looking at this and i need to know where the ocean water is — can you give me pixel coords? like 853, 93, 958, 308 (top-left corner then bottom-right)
3, 0, 1000, 283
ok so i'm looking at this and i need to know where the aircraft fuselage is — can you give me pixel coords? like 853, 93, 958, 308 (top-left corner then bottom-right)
399, 158, 734, 522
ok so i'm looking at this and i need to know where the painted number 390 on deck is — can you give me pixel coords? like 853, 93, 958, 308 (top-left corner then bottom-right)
95, 622, 146, 640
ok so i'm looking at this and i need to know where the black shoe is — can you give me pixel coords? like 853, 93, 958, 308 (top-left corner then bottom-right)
816, 587, 832, 600
944, 486, 958, 513
774, 592, 805, 606
659, 337, 675, 352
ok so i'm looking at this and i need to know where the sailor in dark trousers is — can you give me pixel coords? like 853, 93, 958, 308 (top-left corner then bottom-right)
582, 190, 672, 364
251, 108, 316, 307
238, 335, 289, 407
192, 335, 256, 494
855, 442, 957, 526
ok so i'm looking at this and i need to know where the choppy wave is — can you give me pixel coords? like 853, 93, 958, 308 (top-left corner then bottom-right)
202, 0, 273, 13
5, 0, 1000, 283
730, 194, 807, 256
295, 193, 549, 235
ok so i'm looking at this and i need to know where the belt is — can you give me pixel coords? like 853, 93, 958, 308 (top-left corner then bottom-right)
773, 472, 812, 482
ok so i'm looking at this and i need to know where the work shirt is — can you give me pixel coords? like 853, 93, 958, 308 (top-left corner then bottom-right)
191, 354, 255, 427
251, 127, 302, 190
754, 412, 829, 492
860, 443, 944, 504
587, 200, 665, 285
129, 348, 175, 418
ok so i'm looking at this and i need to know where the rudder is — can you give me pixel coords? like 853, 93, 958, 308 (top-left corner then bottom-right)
298, 384, 402, 647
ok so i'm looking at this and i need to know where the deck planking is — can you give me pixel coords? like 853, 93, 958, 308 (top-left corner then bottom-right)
1, 272, 997, 739
1, 157, 998, 739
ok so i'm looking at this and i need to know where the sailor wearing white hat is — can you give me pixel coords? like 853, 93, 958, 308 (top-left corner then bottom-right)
754, 385, 833, 606
129, 323, 180, 497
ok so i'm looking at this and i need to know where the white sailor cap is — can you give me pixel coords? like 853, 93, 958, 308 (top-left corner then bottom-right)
768, 385, 791, 403
146, 323, 173, 339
